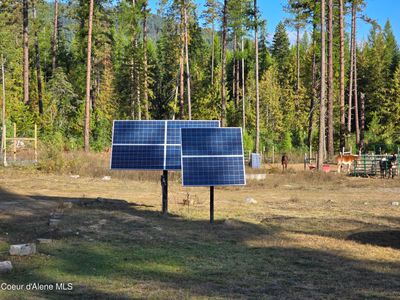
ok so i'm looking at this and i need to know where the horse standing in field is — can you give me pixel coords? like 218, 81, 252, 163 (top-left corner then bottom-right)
379, 154, 397, 179
379, 157, 388, 178
281, 154, 288, 171
388, 154, 397, 179
336, 154, 359, 173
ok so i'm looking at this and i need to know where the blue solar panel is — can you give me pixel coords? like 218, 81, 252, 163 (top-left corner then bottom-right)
181, 128, 243, 156
181, 128, 246, 186
112, 145, 164, 169
111, 120, 220, 170
113, 120, 165, 144
167, 120, 220, 144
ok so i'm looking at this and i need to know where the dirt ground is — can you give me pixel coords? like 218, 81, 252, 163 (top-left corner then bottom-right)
0, 166, 399, 299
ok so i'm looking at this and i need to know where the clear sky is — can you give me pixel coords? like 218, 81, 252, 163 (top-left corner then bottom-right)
148, 0, 400, 45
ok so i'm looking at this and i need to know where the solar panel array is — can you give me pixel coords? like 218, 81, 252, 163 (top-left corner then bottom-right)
181, 128, 246, 186
111, 120, 220, 170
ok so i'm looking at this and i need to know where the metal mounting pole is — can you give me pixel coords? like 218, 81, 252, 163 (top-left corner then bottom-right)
210, 186, 214, 224
161, 170, 168, 215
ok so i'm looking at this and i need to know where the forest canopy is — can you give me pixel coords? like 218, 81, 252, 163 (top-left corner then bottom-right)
0, 0, 399, 158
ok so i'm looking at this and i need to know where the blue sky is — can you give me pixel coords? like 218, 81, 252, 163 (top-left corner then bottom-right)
148, 0, 400, 44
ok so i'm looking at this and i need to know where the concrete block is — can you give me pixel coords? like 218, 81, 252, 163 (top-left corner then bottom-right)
0, 261, 13, 273
9, 243, 36, 256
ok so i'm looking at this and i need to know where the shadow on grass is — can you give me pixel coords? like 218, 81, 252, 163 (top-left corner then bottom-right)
347, 230, 400, 249
0, 188, 400, 299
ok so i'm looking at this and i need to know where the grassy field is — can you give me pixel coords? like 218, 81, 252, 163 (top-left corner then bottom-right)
0, 165, 399, 299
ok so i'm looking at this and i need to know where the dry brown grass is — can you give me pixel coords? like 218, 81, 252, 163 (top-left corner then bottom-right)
0, 161, 399, 299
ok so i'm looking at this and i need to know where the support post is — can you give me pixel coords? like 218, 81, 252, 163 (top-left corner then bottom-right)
210, 186, 214, 224
161, 170, 168, 215
34, 124, 37, 162
13, 122, 16, 161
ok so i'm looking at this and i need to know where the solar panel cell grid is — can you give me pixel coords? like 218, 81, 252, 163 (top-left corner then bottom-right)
111, 145, 164, 169
113, 120, 165, 144
182, 157, 245, 186
111, 120, 220, 170
181, 127, 246, 186
167, 120, 220, 144
181, 128, 243, 156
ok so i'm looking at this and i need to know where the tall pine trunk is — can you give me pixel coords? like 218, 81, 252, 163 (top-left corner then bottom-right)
327, 0, 334, 157
318, 0, 326, 170
51, 0, 58, 74
23, 0, 29, 104
33, 1, 43, 114
360, 92, 365, 150
130, 57, 135, 118
133, 0, 141, 120
235, 35, 240, 110
296, 26, 300, 93
211, 23, 215, 85
354, 21, 360, 146
254, 0, 260, 153
241, 37, 245, 132
179, 5, 185, 119
143, 0, 149, 119
84, 0, 94, 152
220, 0, 227, 127
308, 21, 317, 150
232, 33, 236, 107
339, 0, 345, 152
183, 1, 191, 120
1, 55, 5, 155
347, 1, 355, 134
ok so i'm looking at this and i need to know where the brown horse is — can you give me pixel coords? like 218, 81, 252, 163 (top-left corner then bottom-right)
281, 154, 288, 171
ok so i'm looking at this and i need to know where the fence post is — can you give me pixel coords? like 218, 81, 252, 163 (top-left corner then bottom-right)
13, 122, 16, 161
2, 124, 6, 166
34, 124, 37, 162
272, 145, 275, 164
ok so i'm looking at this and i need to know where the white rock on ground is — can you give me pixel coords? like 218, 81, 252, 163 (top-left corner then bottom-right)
0, 261, 13, 273
392, 202, 399, 206
9, 244, 36, 256
70, 175, 80, 179
102, 176, 111, 181
245, 197, 257, 204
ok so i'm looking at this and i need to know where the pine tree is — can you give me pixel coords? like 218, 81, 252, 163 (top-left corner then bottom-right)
51, 0, 59, 74
318, 0, 326, 170
271, 22, 290, 71
327, 0, 334, 156
203, 0, 221, 86
220, 0, 227, 127
254, 0, 260, 153
84, 0, 94, 152
23, 0, 29, 104
339, 0, 345, 151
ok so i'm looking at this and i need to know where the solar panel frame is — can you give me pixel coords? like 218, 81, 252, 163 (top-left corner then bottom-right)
110, 120, 220, 170
181, 127, 246, 187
